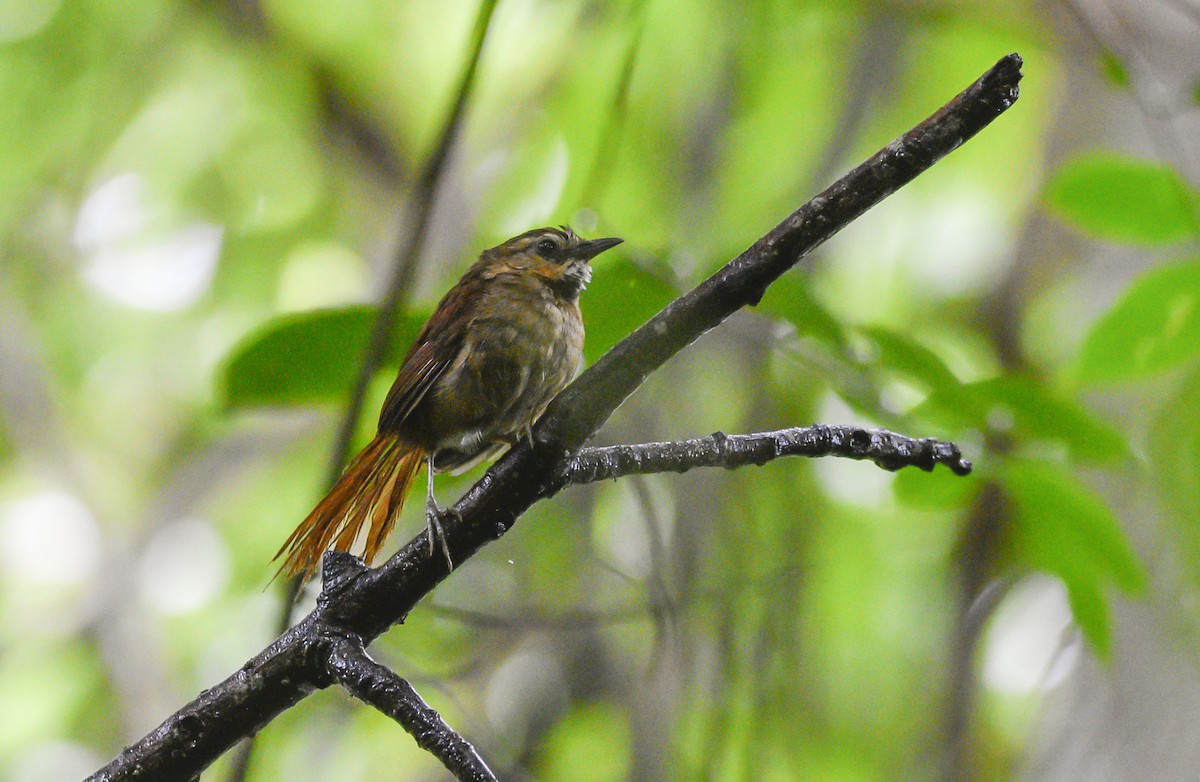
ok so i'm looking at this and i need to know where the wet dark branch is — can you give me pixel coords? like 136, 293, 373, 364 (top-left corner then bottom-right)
88, 54, 1020, 782
564, 425, 972, 485
324, 633, 497, 782
532, 56, 1021, 457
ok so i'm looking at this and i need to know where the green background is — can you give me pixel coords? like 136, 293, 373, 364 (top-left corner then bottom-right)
2, 0, 1199, 780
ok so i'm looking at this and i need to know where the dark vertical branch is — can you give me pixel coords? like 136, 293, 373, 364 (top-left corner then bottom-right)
941, 46, 1039, 768
944, 485, 1010, 781
274, 0, 499, 619
228, 5, 500, 780
802, 10, 905, 196
321, 0, 500, 493
277, 0, 499, 610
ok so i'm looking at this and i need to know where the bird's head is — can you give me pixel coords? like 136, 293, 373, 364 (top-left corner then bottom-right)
484, 226, 623, 300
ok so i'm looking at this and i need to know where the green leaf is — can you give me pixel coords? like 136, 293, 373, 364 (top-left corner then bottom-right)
856, 326, 960, 390
1063, 579, 1109, 660
1077, 258, 1200, 384
892, 464, 978, 510
977, 377, 1128, 462
852, 327, 983, 428
1000, 457, 1147, 657
1148, 366, 1200, 585
219, 306, 426, 409
1098, 50, 1129, 88
917, 377, 1128, 463
1044, 153, 1200, 245
582, 257, 678, 364
756, 271, 846, 349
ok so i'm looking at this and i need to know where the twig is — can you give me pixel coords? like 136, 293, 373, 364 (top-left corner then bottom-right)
322, 0, 500, 506
562, 425, 972, 485
577, 0, 649, 206
276, 0, 499, 609
944, 484, 1011, 782
324, 633, 497, 782
87, 53, 1020, 782
228, 4, 501, 779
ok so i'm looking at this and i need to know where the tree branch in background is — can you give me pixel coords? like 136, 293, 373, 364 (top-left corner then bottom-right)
564, 425, 972, 484
320, 0, 500, 519
272, 0, 498, 613
945, 484, 1011, 782
87, 53, 1021, 782
212, 4, 501, 780
577, 0, 649, 207
324, 632, 498, 782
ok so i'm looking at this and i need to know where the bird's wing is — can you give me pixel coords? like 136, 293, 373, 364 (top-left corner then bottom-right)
377, 282, 474, 432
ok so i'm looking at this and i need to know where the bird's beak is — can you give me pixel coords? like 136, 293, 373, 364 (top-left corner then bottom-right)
570, 236, 623, 262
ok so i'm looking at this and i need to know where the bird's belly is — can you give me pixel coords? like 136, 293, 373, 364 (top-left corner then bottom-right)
425, 296, 582, 472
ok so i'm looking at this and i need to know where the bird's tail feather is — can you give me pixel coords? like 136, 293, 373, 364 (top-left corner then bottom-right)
274, 434, 425, 582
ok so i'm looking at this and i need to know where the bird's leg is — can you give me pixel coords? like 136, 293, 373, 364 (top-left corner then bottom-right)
425, 454, 455, 570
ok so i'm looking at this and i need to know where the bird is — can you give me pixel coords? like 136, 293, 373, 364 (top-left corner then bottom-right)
274, 226, 623, 581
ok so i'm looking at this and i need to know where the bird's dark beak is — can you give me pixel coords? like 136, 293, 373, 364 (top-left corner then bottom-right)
570, 236, 623, 262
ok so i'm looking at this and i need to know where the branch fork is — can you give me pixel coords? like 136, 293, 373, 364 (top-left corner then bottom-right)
89, 53, 1021, 782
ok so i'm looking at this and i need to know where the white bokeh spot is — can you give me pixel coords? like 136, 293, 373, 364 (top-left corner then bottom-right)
0, 491, 102, 586
984, 574, 1081, 694
75, 174, 222, 311
137, 518, 230, 615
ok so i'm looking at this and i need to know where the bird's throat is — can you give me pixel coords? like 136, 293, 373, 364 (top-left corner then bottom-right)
547, 261, 591, 300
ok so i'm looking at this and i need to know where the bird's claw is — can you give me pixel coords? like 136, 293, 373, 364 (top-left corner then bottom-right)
425, 499, 458, 571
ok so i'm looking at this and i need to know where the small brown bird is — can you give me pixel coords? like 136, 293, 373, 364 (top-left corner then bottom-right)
275, 226, 622, 580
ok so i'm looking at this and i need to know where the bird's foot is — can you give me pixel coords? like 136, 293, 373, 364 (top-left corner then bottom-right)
425, 498, 458, 571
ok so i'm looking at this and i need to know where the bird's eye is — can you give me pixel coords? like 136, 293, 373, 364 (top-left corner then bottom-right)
536, 238, 559, 255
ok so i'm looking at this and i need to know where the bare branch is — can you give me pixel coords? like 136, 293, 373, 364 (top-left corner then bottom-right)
87, 53, 1021, 782
564, 425, 972, 485
324, 633, 497, 782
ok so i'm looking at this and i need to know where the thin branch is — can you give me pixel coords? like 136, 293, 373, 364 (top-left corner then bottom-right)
323, 0, 500, 500
314, 65, 409, 184
200, 0, 409, 183
232, 4, 500, 778
802, 10, 904, 195
324, 633, 497, 782
423, 564, 793, 632
577, 0, 649, 206
944, 484, 1011, 782
277, 0, 499, 610
563, 425, 972, 485
274, 0, 497, 613
87, 54, 1020, 782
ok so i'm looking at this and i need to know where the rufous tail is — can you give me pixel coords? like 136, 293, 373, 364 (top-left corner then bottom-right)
274, 434, 426, 582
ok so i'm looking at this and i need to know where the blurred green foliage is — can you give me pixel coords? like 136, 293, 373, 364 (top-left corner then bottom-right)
2, 0, 1198, 781
1044, 152, 1200, 246
1076, 258, 1200, 384
220, 307, 428, 408
1000, 457, 1146, 658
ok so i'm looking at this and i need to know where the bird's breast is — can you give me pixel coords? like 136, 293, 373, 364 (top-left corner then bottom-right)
423, 279, 584, 470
